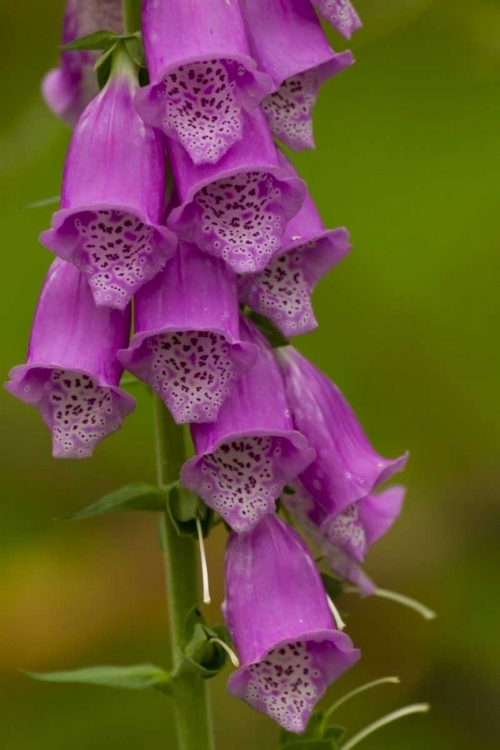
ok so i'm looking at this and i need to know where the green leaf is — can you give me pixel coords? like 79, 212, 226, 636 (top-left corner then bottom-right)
325, 726, 346, 744
64, 483, 168, 520
60, 29, 117, 51
321, 573, 345, 600
24, 665, 172, 694
179, 609, 231, 679
246, 310, 290, 348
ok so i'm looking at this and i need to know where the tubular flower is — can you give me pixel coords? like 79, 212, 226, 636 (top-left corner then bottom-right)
277, 346, 408, 519
166, 107, 306, 274
42, 0, 123, 128
239, 155, 351, 336
224, 514, 360, 732
135, 0, 273, 165
312, 1, 362, 39
118, 243, 257, 424
181, 318, 315, 532
5, 259, 135, 459
40, 50, 176, 311
284, 481, 406, 595
243, 0, 353, 150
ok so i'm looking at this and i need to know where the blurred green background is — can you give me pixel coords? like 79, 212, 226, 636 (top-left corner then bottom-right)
1, 0, 499, 747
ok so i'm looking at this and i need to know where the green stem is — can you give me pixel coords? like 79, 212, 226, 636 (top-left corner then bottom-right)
123, 0, 142, 33
154, 397, 215, 750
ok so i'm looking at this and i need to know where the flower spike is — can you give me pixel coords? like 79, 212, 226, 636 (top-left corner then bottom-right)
135, 0, 273, 165
42, 0, 124, 127
239, 154, 351, 336
181, 318, 315, 533
5, 259, 135, 458
167, 107, 306, 275
224, 514, 360, 732
243, 0, 354, 150
118, 243, 257, 424
40, 48, 177, 310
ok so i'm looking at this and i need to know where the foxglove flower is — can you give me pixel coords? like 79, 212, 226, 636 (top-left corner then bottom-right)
239, 156, 351, 336
5, 259, 134, 459
284, 481, 406, 595
42, 0, 123, 127
224, 513, 360, 731
278, 346, 408, 519
118, 243, 257, 424
135, 0, 273, 165
243, 0, 353, 150
312, 1, 362, 39
167, 107, 306, 274
181, 318, 315, 532
40, 49, 176, 311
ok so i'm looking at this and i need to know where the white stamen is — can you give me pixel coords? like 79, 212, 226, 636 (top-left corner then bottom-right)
327, 595, 346, 631
340, 703, 430, 750
345, 586, 437, 621
196, 516, 211, 605
324, 676, 400, 722
210, 637, 240, 668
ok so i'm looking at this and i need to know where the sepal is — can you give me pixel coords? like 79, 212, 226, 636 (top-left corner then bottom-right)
178, 608, 232, 680
24, 664, 172, 695
245, 310, 290, 349
280, 710, 346, 749
60, 30, 118, 51
321, 574, 345, 600
168, 487, 214, 539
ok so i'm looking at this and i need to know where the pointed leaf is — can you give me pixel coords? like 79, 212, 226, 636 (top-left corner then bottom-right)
168, 488, 214, 539
65, 483, 168, 520
60, 30, 117, 51
95, 43, 117, 90
124, 35, 145, 68
24, 665, 172, 693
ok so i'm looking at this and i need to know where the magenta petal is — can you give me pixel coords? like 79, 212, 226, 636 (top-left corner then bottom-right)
224, 514, 360, 731
118, 243, 257, 423
313, 1, 362, 40
135, 0, 273, 165
181, 318, 315, 532
40, 63, 176, 310
243, 0, 353, 150
239, 157, 351, 336
5, 259, 135, 459
278, 346, 408, 520
167, 108, 306, 274
42, 0, 123, 127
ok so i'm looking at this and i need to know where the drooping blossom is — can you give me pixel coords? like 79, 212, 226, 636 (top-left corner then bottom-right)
40, 47, 176, 310
166, 107, 306, 274
118, 243, 257, 424
312, 0, 362, 39
242, 0, 353, 150
42, 0, 123, 128
135, 0, 273, 165
277, 346, 408, 519
239, 155, 351, 336
224, 513, 360, 731
181, 318, 315, 532
284, 481, 406, 595
5, 259, 135, 459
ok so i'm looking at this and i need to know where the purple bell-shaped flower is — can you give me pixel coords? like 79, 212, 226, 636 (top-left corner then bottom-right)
118, 243, 257, 424
41, 47, 176, 310
224, 514, 360, 731
6, 259, 135, 458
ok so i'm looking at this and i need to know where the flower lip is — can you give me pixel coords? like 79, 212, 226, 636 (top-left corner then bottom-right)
6, 364, 135, 459
227, 629, 360, 733
40, 204, 177, 311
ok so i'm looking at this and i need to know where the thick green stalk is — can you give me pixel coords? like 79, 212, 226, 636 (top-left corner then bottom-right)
123, 0, 142, 33
154, 397, 215, 750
